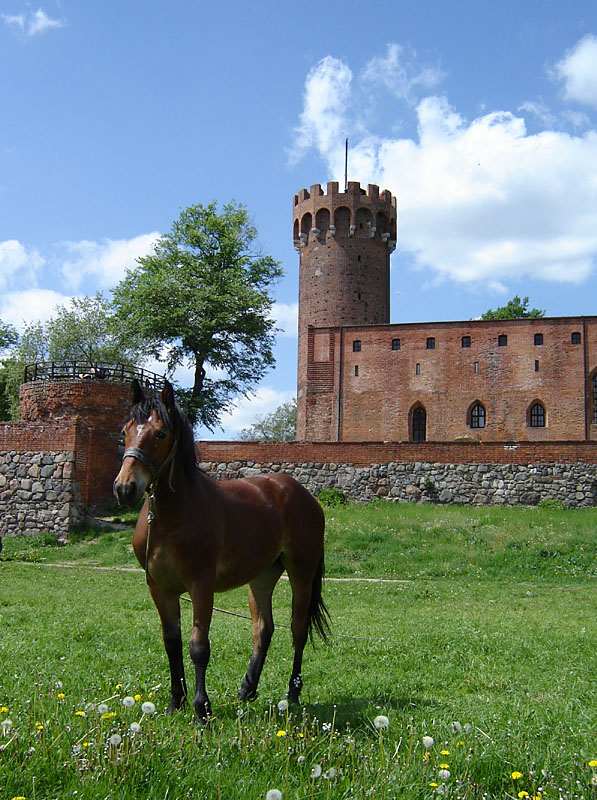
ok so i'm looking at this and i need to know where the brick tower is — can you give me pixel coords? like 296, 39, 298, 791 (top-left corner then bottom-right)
293, 181, 397, 439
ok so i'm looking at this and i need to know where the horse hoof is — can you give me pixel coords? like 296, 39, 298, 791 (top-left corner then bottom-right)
239, 685, 258, 702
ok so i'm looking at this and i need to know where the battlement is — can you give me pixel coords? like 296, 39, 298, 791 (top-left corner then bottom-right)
293, 181, 396, 209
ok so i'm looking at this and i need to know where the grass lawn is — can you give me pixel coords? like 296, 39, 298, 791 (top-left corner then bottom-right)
0, 502, 596, 799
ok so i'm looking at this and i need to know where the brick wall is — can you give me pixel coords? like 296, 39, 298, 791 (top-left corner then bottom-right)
302, 316, 597, 443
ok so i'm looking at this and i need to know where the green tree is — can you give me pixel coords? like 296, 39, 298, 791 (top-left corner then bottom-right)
112, 201, 283, 428
238, 398, 297, 441
0, 319, 19, 420
481, 295, 545, 320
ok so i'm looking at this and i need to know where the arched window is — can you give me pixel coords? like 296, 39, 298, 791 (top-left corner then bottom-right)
412, 406, 427, 442
470, 403, 486, 429
529, 402, 546, 427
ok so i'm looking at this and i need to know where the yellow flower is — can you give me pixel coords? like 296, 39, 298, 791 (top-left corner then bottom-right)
511, 771, 523, 780
589, 760, 597, 767
429, 782, 438, 788
134, 694, 141, 701
1, 706, 8, 713
82, 742, 90, 748
101, 712, 116, 720
440, 763, 450, 769
518, 792, 529, 799
57, 693, 65, 699
149, 691, 154, 698
115, 684, 122, 689
276, 730, 287, 737
35, 722, 44, 730
423, 752, 431, 761
11, 796, 26, 800
440, 749, 450, 755
457, 740, 465, 747
75, 711, 86, 717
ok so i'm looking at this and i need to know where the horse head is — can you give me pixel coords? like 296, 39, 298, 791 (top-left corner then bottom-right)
113, 379, 177, 507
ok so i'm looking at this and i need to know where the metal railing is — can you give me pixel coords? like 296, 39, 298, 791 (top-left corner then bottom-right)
23, 361, 166, 390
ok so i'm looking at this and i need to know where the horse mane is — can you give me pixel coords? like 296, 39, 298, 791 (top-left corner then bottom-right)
129, 392, 198, 483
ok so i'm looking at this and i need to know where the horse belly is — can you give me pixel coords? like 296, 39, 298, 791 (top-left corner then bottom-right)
213, 530, 283, 593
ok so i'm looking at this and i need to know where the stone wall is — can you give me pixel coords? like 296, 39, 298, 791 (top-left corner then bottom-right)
199, 458, 597, 507
197, 440, 597, 508
0, 450, 84, 540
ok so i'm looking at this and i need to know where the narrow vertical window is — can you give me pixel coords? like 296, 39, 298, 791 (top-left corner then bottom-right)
571, 332, 581, 344
535, 360, 539, 372
470, 404, 486, 429
352, 340, 361, 352
593, 374, 597, 424
412, 406, 427, 442
534, 333, 543, 346
354, 365, 359, 377
391, 338, 401, 350
529, 402, 546, 427
426, 337, 435, 350
415, 363, 421, 375
474, 362, 479, 374
498, 334, 508, 347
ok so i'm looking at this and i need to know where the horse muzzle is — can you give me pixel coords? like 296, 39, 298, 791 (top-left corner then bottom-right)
113, 475, 145, 507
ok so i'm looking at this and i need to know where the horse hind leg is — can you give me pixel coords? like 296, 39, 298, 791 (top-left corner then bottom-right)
239, 560, 284, 702
287, 554, 330, 703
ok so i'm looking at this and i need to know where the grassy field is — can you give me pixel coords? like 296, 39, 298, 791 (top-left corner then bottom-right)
0, 502, 596, 799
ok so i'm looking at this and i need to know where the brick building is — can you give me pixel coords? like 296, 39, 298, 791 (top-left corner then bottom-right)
294, 181, 597, 443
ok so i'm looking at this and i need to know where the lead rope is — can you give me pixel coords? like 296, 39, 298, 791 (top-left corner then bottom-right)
145, 491, 155, 578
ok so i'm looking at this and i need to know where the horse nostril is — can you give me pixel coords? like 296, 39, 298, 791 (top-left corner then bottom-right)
115, 480, 137, 506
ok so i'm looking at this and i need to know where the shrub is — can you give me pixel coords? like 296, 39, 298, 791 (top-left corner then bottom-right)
537, 497, 565, 510
317, 487, 348, 507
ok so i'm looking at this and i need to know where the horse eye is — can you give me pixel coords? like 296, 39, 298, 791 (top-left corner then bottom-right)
155, 430, 167, 440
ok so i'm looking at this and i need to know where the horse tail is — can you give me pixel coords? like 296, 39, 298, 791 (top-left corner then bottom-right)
308, 552, 331, 644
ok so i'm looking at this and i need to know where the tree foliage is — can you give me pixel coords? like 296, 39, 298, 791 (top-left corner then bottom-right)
0, 294, 144, 420
112, 201, 283, 428
238, 398, 297, 442
481, 295, 545, 320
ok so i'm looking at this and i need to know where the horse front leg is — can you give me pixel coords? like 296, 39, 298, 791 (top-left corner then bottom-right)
189, 578, 215, 723
147, 583, 187, 713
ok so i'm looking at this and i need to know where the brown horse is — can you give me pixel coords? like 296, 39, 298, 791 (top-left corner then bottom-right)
113, 380, 329, 722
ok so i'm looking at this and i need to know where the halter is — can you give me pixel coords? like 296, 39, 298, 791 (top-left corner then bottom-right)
123, 437, 178, 578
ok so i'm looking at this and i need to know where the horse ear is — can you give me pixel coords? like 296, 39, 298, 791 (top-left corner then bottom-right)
161, 380, 176, 414
132, 379, 145, 406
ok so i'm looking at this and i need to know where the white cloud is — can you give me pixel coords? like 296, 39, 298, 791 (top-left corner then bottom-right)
0, 240, 45, 289
2, 8, 63, 36
0, 288, 72, 330
293, 45, 597, 290
271, 302, 298, 337
60, 232, 159, 290
291, 56, 353, 166
28, 8, 63, 35
553, 34, 597, 108
361, 43, 445, 102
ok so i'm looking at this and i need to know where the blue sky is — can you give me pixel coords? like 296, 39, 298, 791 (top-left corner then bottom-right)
2, 1, 597, 438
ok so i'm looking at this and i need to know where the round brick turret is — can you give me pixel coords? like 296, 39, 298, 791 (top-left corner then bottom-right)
19, 379, 133, 428
293, 180, 397, 438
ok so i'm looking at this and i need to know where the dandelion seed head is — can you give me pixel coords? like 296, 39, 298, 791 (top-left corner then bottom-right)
141, 701, 156, 715
451, 721, 463, 734
423, 735, 434, 749
438, 769, 451, 781
109, 734, 122, 746
97, 703, 109, 714
374, 715, 389, 730
130, 722, 141, 733
311, 764, 322, 778
277, 699, 288, 712
122, 696, 135, 707
1, 719, 13, 734
266, 791, 283, 800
